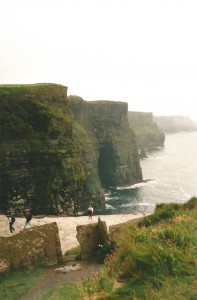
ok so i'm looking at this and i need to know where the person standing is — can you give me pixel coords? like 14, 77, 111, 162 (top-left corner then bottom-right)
7, 210, 15, 234
24, 209, 32, 229
87, 203, 93, 220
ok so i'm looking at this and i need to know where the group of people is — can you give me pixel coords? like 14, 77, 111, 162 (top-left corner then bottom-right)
7, 209, 32, 234
6, 203, 93, 234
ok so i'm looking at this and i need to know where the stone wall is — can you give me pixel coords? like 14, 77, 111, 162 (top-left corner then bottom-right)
0, 222, 63, 273
76, 217, 109, 259
76, 216, 145, 260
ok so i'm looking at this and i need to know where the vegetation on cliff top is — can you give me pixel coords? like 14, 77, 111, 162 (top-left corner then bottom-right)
0, 83, 71, 153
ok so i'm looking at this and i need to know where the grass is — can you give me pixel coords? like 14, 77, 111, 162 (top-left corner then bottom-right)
83, 197, 197, 299
0, 266, 43, 300
40, 283, 85, 300
1, 198, 196, 300
65, 245, 81, 257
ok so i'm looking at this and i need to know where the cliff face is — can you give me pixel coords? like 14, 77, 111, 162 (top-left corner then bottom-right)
128, 111, 165, 151
68, 97, 143, 189
153, 115, 197, 132
0, 85, 142, 215
0, 84, 85, 214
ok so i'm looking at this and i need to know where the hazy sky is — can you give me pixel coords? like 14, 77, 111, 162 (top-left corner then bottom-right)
0, 0, 197, 120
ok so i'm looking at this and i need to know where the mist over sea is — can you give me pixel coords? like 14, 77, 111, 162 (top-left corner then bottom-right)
95, 131, 197, 215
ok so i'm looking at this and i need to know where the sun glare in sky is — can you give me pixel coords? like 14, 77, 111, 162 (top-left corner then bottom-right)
0, 0, 197, 121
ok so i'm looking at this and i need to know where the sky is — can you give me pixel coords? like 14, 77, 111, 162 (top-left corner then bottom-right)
0, 0, 197, 121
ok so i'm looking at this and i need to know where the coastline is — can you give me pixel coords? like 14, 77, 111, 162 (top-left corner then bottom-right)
0, 213, 147, 254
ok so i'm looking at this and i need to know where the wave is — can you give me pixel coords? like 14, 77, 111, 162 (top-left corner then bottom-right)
147, 156, 167, 160
179, 187, 191, 199
121, 202, 155, 208
116, 179, 157, 190
105, 196, 119, 202
105, 204, 116, 210
116, 183, 146, 190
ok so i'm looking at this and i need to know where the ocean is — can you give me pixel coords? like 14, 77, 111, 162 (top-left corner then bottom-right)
95, 131, 197, 215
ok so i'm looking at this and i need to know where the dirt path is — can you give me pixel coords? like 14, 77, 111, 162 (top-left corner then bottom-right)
18, 260, 103, 300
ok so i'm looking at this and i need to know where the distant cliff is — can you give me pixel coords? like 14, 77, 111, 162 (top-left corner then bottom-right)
68, 96, 143, 191
127, 111, 165, 153
153, 115, 197, 132
0, 85, 143, 215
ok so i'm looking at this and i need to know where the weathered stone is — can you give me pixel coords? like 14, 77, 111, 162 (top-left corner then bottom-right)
97, 217, 110, 247
0, 222, 63, 273
76, 218, 109, 259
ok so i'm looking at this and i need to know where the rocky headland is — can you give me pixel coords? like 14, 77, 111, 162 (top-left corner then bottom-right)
0, 83, 168, 216
0, 84, 143, 215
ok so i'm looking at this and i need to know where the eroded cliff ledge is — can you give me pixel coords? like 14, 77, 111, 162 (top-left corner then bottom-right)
0, 85, 142, 214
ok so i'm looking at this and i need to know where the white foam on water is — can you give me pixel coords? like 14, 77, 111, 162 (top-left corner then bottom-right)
116, 179, 157, 190
147, 156, 167, 160
105, 204, 116, 210
121, 202, 155, 208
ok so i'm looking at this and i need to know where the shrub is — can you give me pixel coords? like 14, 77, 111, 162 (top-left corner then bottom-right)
94, 240, 116, 263
183, 197, 197, 210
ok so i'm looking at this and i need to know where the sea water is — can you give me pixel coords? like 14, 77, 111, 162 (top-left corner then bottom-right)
95, 131, 197, 215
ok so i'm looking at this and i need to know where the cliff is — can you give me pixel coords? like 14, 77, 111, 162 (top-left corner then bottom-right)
0, 84, 86, 214
68, 96, 143, 191
127, 111, 165, 153
153, 115, 197, 132
0, 85, 142, 215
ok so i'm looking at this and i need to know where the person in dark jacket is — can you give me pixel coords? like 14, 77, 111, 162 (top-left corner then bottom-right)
7, 210, 15, 234
23, 209, 32, 229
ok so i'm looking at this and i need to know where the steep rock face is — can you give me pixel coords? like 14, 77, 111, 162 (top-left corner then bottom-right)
0, 85, 143, 214
66, 96, 105, 210
153, 115, 197, 132
128, 111, 165, 151
0, 84, 85, 214
68, 97, 143, 189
